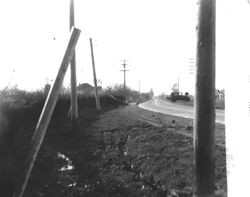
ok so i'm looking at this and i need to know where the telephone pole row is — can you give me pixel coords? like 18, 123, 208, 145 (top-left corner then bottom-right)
120, 60, 129, 91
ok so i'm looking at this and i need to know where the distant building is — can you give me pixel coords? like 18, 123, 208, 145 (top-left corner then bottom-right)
77, 83, 102, 95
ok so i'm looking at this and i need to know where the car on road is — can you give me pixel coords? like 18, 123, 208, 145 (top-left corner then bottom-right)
167, 92, 190, 102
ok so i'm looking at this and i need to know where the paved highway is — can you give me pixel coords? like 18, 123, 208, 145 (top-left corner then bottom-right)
139, 98, 225, 124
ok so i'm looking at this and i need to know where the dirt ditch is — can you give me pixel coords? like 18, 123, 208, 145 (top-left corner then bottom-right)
0, 104, 227, 197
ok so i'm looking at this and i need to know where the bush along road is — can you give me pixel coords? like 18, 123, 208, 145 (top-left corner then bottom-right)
0, 100, 226, 197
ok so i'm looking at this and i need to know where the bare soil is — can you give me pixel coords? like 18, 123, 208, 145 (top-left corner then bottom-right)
0, 104, 227, 197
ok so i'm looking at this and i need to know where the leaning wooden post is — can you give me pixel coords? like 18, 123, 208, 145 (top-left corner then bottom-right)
13, 27, 81, 197
70, 0, 78, 130
90, 38, 101, 111
194, 0, 216, 196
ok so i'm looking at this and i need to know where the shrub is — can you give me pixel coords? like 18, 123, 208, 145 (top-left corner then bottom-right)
103, 84, 153, 103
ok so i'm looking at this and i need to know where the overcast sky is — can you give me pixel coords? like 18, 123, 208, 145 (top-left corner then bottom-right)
0, 0, 249, 95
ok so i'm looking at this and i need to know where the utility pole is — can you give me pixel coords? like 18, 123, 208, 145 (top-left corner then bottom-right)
69, 0, 78, 130
139, 80, 141, 93
14, 28, 81, 197
177, 77, 180, 92
90, 38, 101, 111
120, 60, 129, 91
194, 0, 216, 196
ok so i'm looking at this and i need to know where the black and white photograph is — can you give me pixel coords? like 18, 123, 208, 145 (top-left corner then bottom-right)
0, 0, 249, 196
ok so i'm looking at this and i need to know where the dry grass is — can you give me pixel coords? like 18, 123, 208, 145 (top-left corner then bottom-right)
0, 97, 227, 196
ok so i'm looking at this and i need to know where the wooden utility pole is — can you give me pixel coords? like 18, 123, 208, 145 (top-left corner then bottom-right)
177, 77, 180, 92
120, 60, 129, 91
194, 0, 216, 196
90, 38, 101, 111
70, 0, 78, 130
14, 28, 81, 197
139, 80, 141, 93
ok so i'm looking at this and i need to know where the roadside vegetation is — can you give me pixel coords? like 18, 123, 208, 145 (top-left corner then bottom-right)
103, 84, 154, 103
0, 85, 128, 197
0, 86, 226, 196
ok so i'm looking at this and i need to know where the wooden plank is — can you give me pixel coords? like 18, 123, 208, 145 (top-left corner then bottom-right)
13, 27, 81, 197
194, 0, 216, 196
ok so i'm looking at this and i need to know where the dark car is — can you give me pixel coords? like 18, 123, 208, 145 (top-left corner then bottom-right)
167, 92, 190, 102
